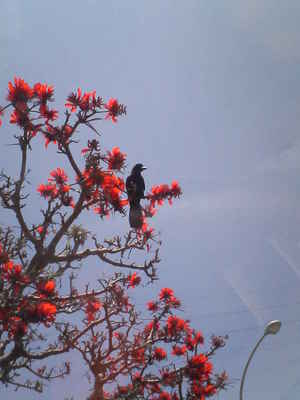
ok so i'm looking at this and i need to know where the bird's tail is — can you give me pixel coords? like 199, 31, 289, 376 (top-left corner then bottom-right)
129, 202, 143, 229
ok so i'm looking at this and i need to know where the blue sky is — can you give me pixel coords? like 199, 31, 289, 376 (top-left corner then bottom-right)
1, 1, 300, 399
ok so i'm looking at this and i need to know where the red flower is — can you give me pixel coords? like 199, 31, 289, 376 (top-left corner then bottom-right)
33, 83, 54, 103
159, 392, 172, 400
185, 334, 196, 350
101, 174, 127, 211
194, 331, 204, 345
204, 384, 217, 396
191, 382, 205, 398
38, 280, 56, 295
189, 354, 208, 368
172, 345, 187, 356
49, 168, 68, 185
66, 88, 102, 112
43, 124, 58, 148
105, 98, 119, 123
36, 302, 57, 322
36, 226, 44, 234
86, 300, 102, 313
37, 184, 58, 199
171, 180, 181, 197
79, 90, 97, 111
148, 182, 182, 209
128, 272, 141, 288
1, 261, 23, 281
7, 77, 33, 105
154, 347, 167, 361
65, 88, 82, 112
166, 315, 189, 336
159, 288, 174, 301
13, 264, 22, 276
107, 147, 126, 170
142, 224, 154, 244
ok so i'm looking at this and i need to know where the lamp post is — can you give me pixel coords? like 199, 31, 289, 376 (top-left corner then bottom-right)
239, 320, 281, 400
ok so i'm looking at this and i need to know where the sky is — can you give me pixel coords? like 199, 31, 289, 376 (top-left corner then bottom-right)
1, 1, 300, 399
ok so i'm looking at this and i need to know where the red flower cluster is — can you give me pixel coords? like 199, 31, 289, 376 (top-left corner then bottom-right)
137, 220, 155, 250
1, 260, 29, 296
122, 288, 227, 399
107, 147, 126, 170
75, 285, 226, 400
127, 272, 141, 288
0, 244, 59, 337
49, 167, 69, 186
154, 347, 167, 361
147, 301, 158, 312
85, 299, 102, 323
105, 98, 122, 123
37, 167, 74, 207
36, 302, 57, 323
102, 174, 128, 211
172, 344, 187, 356
65, 88, 102, 112
167, 315, 189, 337
0, 298, 57, 338
159, 287, 174, 301
148, 181, 182, 209
0, 78, 227, 400
7, 77, 34, 105
159, 287, 181, 308
7, 77, 58, 136
80, 166, 128, 215
37, 280, 56, 296
33, 82, 54, 103
37, 183, 58, 199
4, 77, 127, 154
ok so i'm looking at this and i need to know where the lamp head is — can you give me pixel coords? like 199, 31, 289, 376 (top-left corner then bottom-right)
264, 320, 281, 335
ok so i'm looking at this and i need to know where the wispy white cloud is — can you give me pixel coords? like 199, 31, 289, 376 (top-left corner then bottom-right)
269, 236, 300, 279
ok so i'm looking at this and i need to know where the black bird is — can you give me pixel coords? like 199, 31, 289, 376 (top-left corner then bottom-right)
126, 163, 147, 228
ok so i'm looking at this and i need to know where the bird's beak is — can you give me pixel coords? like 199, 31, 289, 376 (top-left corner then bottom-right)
142, 166, 147, 171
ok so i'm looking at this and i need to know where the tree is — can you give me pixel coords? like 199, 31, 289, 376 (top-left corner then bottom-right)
0, 78, 227, 399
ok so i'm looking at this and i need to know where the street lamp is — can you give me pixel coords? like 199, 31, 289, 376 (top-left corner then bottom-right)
239, 320, 281, 400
